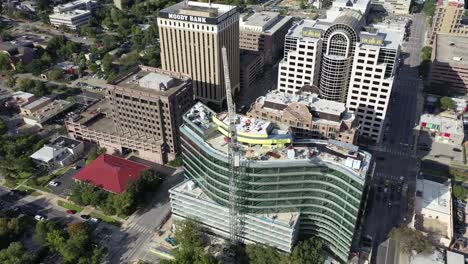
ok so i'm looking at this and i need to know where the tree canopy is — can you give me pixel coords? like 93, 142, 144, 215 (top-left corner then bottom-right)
439, 96, 455, 111
389, 227, 431, 254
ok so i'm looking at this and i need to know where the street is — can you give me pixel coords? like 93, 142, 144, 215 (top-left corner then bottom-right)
106, 171, 185, 264
365, 11, 428, 263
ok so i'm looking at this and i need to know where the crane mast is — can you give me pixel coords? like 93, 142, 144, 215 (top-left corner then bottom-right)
221, 46, 241, 247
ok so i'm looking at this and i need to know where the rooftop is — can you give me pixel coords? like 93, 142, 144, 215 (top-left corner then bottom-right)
438, 0, 465, 8
173, 180, 299, 228
30, 136, 82, 163
160, 1, 237, 22
240, 11, 292, 34
434, 33, 468, 64
109, 66, 190, 97
49, 9, 91, 18
74, 154, 149, 193
420, 112, 464, 136
256, 90, 347, 117
53, 0, 96, 12
415, 178, 451, 215
184, 103, 370, 177
23, 99, 74, 123
22, 97, 51, 110
287, 19, 330, 39
52, 136, 82, 150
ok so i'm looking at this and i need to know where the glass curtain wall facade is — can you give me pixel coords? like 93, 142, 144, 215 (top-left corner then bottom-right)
180, 118, 370, 262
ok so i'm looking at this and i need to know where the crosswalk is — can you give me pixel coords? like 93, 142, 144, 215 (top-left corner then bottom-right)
368, 145, 413, 157
127, 222, 154, 235
374, 172, 403, 183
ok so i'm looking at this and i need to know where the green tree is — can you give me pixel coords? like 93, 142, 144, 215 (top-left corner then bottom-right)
453, 185, 468, 200
17, 78, 35, 92
33, 80, 48, 96
420, 46, 432, 61
25, 59, 45, 76
48, 68, 64, 81
440, 96, 455, 111
290, 238, 324, 264
389, 227, 431, 253
0, 118, 7, 136
169, 219, 220, 264
131, 26, 145, 51
245, 244, 289, 264
102, 54, 115, 75
0, 54, 12, 72
0, 242, 35, 264
4, 76, 16, 88
33, 221, 48, 245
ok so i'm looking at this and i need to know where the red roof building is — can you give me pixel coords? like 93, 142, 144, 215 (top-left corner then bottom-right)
74, 154, 149, 193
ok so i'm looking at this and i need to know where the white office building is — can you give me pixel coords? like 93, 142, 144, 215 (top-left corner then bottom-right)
49, 10, 91, 29
277, 10, 365, 102
371, 0, 411, 15
278, 20, 323, 94
49, 0, 97, 29
346, 25, 402, 143
53, 0, 97, 13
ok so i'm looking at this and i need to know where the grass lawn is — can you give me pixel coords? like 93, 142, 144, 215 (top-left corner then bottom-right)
17, 186, 42, 197
90, 212, 122, 227
4, 180, 18, 188
57, 200, 84, 212
18, 171, 32, 179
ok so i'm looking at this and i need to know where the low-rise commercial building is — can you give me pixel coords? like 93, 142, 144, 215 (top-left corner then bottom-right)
413, 176, 453, 247
66, 65, 194, 164
53, 0, 97, 13
30, 136, 84, 169
248, 90, 359, 144
370, 0, 411, 15
49, 9, 91, 29
239, 11, 293, 64
4, 91, 35, 109
430, 33, 468, 95
418, 112, 464, 146
49, 0, 97, 29
74, 154, 149, 193
171, 102, 373, 262
20, 97, 74, 127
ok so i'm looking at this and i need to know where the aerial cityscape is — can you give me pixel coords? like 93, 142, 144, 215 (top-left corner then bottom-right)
0, 0, 466, 263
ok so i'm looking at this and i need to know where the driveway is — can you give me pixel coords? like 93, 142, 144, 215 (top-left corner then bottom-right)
48, 159, 85, 197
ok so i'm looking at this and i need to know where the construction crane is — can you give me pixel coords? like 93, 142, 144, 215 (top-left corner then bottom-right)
221, 46, 242, 247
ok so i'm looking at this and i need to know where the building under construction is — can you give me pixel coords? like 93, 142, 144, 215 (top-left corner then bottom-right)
169, 102, 374, 262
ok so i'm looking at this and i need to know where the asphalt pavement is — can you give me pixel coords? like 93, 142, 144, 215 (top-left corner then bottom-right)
365, 11, 428, 264
106, 170, 185, 264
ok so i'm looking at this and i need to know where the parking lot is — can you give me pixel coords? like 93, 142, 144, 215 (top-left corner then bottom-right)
48, 162, 84, 197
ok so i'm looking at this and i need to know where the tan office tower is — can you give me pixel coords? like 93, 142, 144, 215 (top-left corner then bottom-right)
430, 0, 468, 45
158, 1, 240, 108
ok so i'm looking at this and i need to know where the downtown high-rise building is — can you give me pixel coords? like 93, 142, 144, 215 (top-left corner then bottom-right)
276, 7, 402, 143
429, 0, 468, 45
346, 25, 401, 142
157, 1, 240, 107
277, 10, 364, 102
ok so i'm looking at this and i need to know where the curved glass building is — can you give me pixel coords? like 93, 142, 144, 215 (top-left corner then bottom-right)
171, 103, 373, 263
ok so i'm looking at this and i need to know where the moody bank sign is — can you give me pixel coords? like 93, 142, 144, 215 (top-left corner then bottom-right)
160, 12, 218, 25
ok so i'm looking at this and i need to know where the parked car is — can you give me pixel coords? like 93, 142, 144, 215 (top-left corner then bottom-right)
48, 181, 60, 187
80, 214, 91, 220
89, 217, 99, 223
34, 215, 46, 221
66, 210, 75, 215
